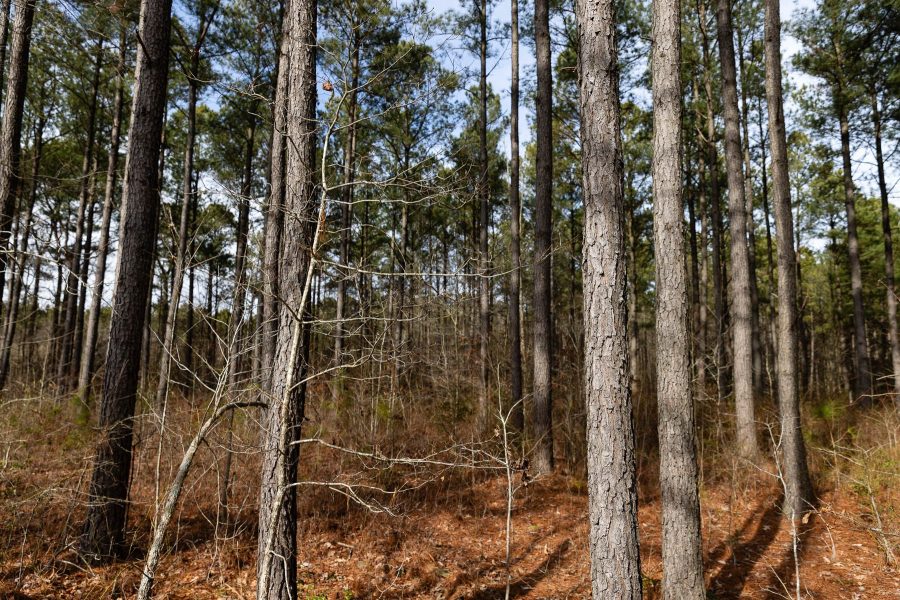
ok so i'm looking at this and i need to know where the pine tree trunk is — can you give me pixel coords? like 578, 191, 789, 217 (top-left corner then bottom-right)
651, 0, 705, 594
576, 0, 642, 595
532, 0, 554, 474
80, 0, 173, 561
508, 0, 524, 434
0, 0, 36, 344
764, 0, 814, 515
870, 91, 900, 401
716, 0, 758, 462
837, 101, 872, 400
257, 0, 317, 596
78, 24, 127, 400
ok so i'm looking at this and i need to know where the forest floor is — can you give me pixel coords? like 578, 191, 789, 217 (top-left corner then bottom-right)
0, 396, 898, 599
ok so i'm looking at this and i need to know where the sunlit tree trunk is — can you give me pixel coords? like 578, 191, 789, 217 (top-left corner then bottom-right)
651, 0, 705, 594
576, 0, 642, 594
716, 0, 758, 461
764, 0, 814, 514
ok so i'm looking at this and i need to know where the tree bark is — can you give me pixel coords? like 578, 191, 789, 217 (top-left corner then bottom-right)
257, 0, 317, 596
837, 99, 871, 400
576, 0, 642, 595
532, 0, 554, 474
0, 0, 36, 342
79, 24, 127, 400
764, 0, 814, 515
716, 0, 758, 462
652, 0, 705, 595
80, 0, 173, 561
870, 90, 900, 401
508, 0, 523, 435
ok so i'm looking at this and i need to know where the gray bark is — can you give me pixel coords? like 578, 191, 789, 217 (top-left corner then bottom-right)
764, 0, 814, 515
257, 0, 317, 596
716, 0, 759, 461
838, 101, 871, 399
80, 0, 173, 560
651, 0, 705, 595
532, 0, 553, 474
871, 90, 900, 401
576, 0, 643, 595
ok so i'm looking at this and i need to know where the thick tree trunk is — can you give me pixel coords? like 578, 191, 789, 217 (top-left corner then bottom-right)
532, 0, 554, 474
716, 0, 758, 462
0, 0, 36, 343
80, 0, 173, 561
261, 12, 289, 393
508, 0, 523, 434
651, 0, 705, 594
870, 91, 900, 401
576, 0, 642, 595
257, 0, 317, 597
837, 101, 871, 400
78, 24, 127, 400
764, 0, 814, 515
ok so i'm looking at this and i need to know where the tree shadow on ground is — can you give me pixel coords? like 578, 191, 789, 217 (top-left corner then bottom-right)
708, 494, 784, 599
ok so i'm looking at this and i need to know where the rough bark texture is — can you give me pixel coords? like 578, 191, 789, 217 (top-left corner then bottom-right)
80, 0, 173, 560
871, 91, 900, 401
764, 0, 814, 515
261, 9, 290, 393
508, 0, 523, 434
79, 24, 127, 400
576, 0, 642, 595
532, 0, 554, 475
716, 0, 758, 462
651, 0, 705, 595
256, 0, 317, 597
0, 0, 35, 339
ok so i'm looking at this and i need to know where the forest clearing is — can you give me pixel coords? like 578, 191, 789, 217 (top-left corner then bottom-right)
0, 0, 898, 598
